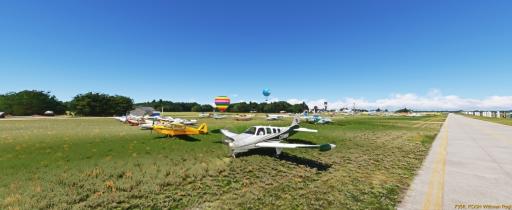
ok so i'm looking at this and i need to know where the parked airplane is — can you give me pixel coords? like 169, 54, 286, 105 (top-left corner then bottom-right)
234, 114, 254, 121
114, 116, 127, 123
126, 116, 144, 126
304, 114, 333, 124
339, 108, 354, 115
173, 118, 198, 125
221, 116, 336, 158
266, 114, 287, 121
198, 113, 211, 118
153, 122, 208, 137
213, 114, 226, 119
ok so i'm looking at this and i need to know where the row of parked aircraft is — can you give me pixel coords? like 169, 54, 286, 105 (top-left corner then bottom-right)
197, 112, 333, 124
114, 114, 336, 158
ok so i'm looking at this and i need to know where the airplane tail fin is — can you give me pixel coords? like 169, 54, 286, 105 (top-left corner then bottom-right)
198, 123, 208, 134
291, 115, 300, 126
220, 129, 238, 143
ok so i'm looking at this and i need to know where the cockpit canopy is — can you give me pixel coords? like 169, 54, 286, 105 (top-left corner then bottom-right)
243, 126, 282, 136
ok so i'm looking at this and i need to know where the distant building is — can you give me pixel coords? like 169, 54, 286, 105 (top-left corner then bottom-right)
129, 107, 155, 116
463, 111, 511, 118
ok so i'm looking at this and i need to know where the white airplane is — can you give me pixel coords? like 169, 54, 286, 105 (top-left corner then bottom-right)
173, 118, 198, 125
213, 114, 226, 119
138, 116, 197, 129
303, 114, 333, 124
221, 116, 336, 158
114, 116, 127, 123
340, 108, 354, 115
198, 113, 211, 118
266, 114, 287, 121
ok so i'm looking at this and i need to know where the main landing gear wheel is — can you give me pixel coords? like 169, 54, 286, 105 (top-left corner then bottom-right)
275, 148, 282, 157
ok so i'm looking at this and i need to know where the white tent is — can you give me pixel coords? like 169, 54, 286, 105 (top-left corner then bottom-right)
44, 111, 55, 116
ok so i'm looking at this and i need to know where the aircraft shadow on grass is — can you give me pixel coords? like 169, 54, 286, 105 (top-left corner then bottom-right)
153, 135, 201, 142
234, 148, 332, 171
285, 138, 317, 145
210, 138, 331, 171
210, 129, 222, 134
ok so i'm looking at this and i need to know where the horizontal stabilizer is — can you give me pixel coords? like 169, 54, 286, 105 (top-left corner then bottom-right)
294, 128, 318, 133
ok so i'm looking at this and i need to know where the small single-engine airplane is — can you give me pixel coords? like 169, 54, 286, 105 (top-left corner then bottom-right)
234, 114, 253, 121
199, 113, 212, 118
126, 116, 144, 126
139, 116, 170, 130
266, 114, 287, 121
213, 114, 226, 119
221, 116, 336, 158
199, 113, 225, 119
139, 116, 197, 129
153, 122, 208, 137
173, 118, 198, 125
303, 114, 333, 124
114, 116, 127, 123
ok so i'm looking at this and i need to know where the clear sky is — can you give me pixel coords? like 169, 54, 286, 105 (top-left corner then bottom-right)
0, 0, 511, 110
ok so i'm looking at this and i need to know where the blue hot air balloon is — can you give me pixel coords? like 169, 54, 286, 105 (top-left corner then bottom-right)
262, 88, 271, 101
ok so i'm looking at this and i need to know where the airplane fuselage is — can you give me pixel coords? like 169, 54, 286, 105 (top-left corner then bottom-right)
228, 125, 298, 151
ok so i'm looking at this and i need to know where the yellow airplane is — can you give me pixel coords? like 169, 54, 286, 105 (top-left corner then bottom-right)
152, 122, 208, 137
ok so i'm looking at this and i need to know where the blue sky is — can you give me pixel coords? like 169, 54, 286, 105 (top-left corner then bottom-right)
0, 0, 511, 109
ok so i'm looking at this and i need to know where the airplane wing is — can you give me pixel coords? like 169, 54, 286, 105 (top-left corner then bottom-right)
255, 142, 318, 149
255, 142, 336, 151
294, 128, 318, 133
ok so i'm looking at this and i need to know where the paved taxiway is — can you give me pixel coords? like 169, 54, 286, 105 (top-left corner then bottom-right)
399, 114, 512, 210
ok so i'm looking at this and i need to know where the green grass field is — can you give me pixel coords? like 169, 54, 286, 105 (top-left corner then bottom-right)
461, 114, 512, 126
0, 113, 446, 209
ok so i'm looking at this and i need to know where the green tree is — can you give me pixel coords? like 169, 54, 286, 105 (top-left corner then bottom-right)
111, 95, 134, 116
229, 102, 251, 113
135, 100, 203, 112
200, 104, 214, 112
69, 92, 133, 116
0, 90, 65, 115
191, 105, 202, 112
395, 108, 412, 113
263, 103, 274, 113
290, 102, 309, 113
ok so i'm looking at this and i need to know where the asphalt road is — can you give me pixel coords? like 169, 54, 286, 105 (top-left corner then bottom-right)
399, 114, 512, 210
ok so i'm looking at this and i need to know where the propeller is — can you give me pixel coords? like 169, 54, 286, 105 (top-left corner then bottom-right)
319, 144, 336, 152
223, 137, 234, 157
150, 118, 155, 134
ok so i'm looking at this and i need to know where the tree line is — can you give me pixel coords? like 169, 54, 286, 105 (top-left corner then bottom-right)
225, 101, 309, 113
0, 90, 310, 116
135, 100, 214, 112
0, 90, 67, 116
135, 100, 309, 113
0, 90, 134, 116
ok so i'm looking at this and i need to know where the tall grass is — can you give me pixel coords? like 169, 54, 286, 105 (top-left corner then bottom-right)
0, 114, 445, 209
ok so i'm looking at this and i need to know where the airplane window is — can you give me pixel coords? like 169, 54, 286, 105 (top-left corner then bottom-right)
257, 128, 265, 135
244, 127, 256, 135
266, 128, 272, 134
273, 128, 277, 133
278, 129, 281, 133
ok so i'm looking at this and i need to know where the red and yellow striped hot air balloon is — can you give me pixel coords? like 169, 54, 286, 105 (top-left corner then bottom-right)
215, 96, 230, 112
